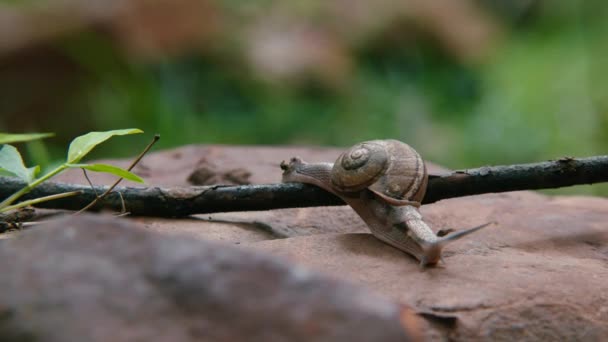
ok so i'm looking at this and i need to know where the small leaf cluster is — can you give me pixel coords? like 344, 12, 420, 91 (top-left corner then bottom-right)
0, 129, 144, 213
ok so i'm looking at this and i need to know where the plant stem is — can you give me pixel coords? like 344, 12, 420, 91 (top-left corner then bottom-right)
74, 134, 160, 215
0, 190, 82, 213
0, 164, 67, 209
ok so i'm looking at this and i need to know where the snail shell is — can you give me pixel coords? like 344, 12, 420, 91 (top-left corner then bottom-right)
330, 140, 428, 206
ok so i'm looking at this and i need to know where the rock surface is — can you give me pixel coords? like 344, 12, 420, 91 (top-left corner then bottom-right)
13, 144, 608, 340
250, 192, 608, 340
0, 215, 417, 342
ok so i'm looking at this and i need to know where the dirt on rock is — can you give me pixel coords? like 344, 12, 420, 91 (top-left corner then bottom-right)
14, 144, 608, 340
187, 157, 252, 185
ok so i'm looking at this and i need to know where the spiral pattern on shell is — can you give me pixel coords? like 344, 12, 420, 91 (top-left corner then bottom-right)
330, 140, 428, 205
330, 141, 388, 192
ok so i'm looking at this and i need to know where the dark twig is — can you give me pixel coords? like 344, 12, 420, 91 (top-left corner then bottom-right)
74, 134, 160, 215
423, 155, 608, 203
0, 155, 606, 217
0, 207, 36, 232
82, 169, 99, 196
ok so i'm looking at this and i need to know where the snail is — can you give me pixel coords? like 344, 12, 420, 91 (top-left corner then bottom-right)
280, 139, 492, 267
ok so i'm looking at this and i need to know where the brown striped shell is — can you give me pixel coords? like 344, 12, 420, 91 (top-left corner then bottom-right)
330, 140, 428, 206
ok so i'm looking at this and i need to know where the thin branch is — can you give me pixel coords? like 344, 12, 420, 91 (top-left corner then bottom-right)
0, 190, 83, 213
423, 155, 608, 202
82, 169, 99, 197
0, 155, 606, 217
74, 134, 160, 215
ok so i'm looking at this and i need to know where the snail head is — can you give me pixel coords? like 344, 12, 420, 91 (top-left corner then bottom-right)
280, 157, 334, 192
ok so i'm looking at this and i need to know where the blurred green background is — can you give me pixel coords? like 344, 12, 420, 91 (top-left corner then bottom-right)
1, 0, 606, 195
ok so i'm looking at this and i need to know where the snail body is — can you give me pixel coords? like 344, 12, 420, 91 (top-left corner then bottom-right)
280, 139, 490, 267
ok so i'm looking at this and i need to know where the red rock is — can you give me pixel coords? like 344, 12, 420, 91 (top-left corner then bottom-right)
36, 144, 608, 340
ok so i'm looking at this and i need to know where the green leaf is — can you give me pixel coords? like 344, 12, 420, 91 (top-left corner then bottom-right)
0, 169, 15, 178
67, 128, 143, 163
0, 144, 39, 182
0, 132, 54, 144
68, 163, 144, 183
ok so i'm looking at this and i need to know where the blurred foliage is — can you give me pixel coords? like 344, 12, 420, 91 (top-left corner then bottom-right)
0, 0, 606, 196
